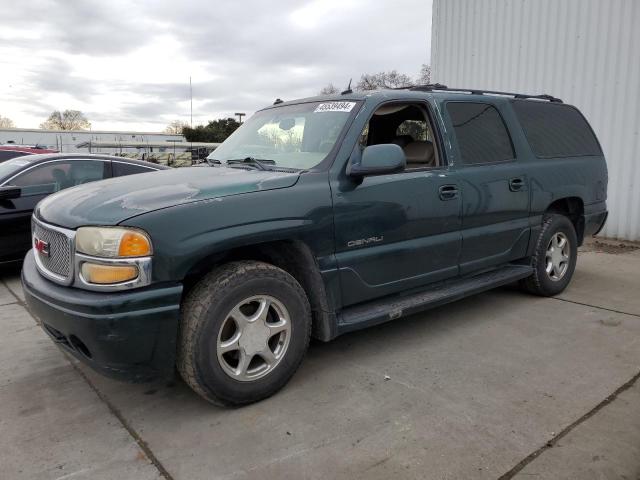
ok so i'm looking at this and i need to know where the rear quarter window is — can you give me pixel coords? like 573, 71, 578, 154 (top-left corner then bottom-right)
112, 162, 156, 176
446, 102, 515, 165
511, 101, 602, 158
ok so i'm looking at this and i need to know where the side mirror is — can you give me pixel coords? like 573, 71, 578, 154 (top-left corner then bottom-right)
348, 144, 406, 177
0, 186, 21, 200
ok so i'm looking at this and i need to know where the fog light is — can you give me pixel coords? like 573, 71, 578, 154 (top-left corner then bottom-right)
81, 263, 138, 284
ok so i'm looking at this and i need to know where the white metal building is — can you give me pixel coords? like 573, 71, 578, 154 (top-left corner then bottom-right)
0, 128, 184, 154
431, 0, 640, 240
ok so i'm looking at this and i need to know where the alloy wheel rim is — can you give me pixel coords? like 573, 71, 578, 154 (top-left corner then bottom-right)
216, 295, 291, 382
545, 232, 570, 281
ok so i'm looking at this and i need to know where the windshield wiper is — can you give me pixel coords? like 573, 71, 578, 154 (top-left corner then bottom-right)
225, 157, 276, 171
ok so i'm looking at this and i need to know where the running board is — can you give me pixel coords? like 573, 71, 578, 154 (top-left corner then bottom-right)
337, 264, 533, 335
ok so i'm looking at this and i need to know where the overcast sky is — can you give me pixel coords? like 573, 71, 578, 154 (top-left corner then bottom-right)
0, 0, 432, 132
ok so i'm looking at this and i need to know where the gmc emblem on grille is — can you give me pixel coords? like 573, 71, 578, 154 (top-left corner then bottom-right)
34, 238, 50, 257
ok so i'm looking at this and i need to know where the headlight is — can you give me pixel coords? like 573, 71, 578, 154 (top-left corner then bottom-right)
76, 227, 152, 258
74, 227, 153, 290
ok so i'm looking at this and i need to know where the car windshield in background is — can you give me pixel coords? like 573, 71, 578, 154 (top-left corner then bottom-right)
208, 101, 359, 170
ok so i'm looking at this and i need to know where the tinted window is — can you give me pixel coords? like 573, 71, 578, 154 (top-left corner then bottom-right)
113, 161, 155, 177
446, 103, 515, 164
10, 160, 107, 196
512, 101, 602, 158
0, 150, 32, 162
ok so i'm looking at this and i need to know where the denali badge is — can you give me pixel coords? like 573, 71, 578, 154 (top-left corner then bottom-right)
347, 236, 383, 248
34, 238, 50, 257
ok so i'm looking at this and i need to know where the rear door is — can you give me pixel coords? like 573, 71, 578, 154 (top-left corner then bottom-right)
443, 101, 530, 274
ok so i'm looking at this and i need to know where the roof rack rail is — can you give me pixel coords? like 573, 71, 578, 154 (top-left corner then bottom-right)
398, 84, 563, 103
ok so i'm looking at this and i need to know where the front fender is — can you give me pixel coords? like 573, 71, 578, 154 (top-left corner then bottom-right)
121, 173, 335, 282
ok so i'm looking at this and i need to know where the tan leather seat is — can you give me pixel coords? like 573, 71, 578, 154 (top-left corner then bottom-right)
403, 141, 435, 167
391, 135, 414, 148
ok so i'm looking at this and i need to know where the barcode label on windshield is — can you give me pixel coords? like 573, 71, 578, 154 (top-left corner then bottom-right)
314, 102, 356, 113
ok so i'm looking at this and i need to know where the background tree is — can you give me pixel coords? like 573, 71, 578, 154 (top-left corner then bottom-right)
164, 120, 189, 134
40, 110, 91, 130
0, 115, 15, 128
417, 64, 431, 85
321, 65, 432, 93
183, 118, 241, 143
356, 70, 414, 91
319, 83, 339, 95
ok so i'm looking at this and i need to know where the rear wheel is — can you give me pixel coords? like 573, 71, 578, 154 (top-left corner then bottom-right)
177, 261, 311, 406
521, 214, 578, 296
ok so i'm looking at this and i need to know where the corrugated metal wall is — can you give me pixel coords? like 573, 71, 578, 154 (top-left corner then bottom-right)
431, 0, 640, 240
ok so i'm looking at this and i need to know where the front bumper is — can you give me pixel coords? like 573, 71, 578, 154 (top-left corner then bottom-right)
22, 250, 183, 382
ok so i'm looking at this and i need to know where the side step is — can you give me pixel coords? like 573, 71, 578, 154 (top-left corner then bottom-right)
337, 264, 533, 335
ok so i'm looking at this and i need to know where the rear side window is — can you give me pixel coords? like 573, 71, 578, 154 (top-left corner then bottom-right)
446, 102, 515, 165
512, 101, 602, 158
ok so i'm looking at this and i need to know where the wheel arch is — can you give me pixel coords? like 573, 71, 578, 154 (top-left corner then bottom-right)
545, 196, 585, 245
182, 239, 337, 342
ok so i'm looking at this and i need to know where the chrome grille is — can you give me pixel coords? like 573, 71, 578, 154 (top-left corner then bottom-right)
32, 219, 73, 281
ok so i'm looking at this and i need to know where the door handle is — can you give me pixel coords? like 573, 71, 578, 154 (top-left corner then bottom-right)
439, 184, 459, 201
509, 177, 525, 192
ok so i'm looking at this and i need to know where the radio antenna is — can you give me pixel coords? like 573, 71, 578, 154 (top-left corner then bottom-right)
341, 78, 353, 95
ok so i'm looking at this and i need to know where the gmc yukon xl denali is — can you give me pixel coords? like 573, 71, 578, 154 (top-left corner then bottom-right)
22, 85, 608, 406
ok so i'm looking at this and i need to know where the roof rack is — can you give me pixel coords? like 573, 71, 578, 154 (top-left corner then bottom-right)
398, 83, 563, 103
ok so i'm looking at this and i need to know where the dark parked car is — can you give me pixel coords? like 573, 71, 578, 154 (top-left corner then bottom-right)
22, 86, 608, 406
0, 153, 168, 263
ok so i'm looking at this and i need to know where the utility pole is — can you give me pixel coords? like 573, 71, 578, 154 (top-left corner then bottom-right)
234, 112, 246, 124
189, 76, 193, 128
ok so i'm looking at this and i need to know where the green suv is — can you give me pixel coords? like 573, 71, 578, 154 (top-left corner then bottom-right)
22, 85, 608, 406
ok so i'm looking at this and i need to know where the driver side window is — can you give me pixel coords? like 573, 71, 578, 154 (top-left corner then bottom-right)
359, 103, 440, 169
10, 160, 107, 196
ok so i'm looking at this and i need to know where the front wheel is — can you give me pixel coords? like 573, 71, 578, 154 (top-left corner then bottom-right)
177, 261, 311, 406
521, 214, 578, 296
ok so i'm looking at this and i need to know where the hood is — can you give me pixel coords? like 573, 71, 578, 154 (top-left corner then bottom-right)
36, 166, 300, 229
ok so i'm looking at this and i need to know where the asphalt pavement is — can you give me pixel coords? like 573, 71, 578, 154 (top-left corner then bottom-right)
1, 244, 639, 479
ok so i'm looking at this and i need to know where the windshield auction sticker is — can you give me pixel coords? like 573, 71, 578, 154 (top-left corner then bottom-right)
314, 102, 356, 113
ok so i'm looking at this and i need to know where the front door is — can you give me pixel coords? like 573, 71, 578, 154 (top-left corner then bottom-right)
331, 101, 464, 307
332, 169, 462, 307
0, 193, 45, 262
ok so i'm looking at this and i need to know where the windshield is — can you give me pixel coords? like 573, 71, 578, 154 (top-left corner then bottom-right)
208, 101, 358, 170
0, 156, 34, 181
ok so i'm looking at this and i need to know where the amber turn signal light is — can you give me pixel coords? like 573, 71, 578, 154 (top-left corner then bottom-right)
118, 231, 152, 257
81, 263, 138, 284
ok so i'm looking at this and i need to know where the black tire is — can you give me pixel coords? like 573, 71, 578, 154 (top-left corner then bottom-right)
521, 214, 578, 296
177, 261, 311, 406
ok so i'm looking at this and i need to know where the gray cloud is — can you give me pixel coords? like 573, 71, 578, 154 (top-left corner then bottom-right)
26, 59, 98, 101
49, 1, 152, 55
1, 0, 152, 56
1, 0, 432, 129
